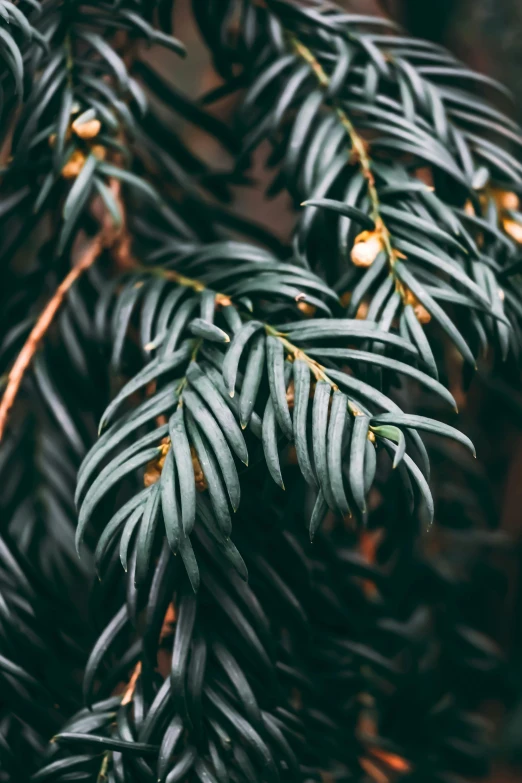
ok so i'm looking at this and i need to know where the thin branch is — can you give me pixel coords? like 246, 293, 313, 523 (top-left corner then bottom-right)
0, 179, 137, 441
0, 234, 105, 440
120, 602, 176, 706
120, 661, 142, 706
289, 36, 397, 270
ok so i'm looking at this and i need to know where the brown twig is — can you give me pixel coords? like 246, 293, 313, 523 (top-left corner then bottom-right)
120, 661, 142, 706
119, 602, 176, 707
0, 233, 105, 440
0, 180, 133, 441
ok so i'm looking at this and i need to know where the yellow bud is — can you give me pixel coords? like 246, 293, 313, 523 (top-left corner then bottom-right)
191, 447, 207, 492
61, 150, 86, 179
414, 303, 431, 324
72, 117, 101, 140
351, 230, 384, 267
503, 218, 522, 244
404, 289, 431, 324
297, 301, 316, 317
356, 301, 368, 320
91, 144, 106, 160
144, 462, 162, 486
493, 189, 519, 211
215, 293, 232, 308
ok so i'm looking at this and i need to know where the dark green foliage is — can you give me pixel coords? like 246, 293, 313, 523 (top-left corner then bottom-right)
0, 1, 520, 781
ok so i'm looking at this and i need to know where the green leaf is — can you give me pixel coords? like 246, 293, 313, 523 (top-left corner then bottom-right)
309, 490, 328, 542
349, 414, 370, 514
313, 347, 456, 408
371, 413, 476, 456
312, 380, 336, 510
202, 361, 263, 440
76, 447, 160, 553
190, 317, 230, 343
135, 482, 162, 585
171, 589, 197, 708
385, 442, 434, 524
94, 488, 151, 575
99, 341, 192, 431
83, 606, 128, 705
301, 198, 375, 230
292, 359, 316, 487
78, 30, 130, 91
364, 438, 377, 494
179, 535, 200, 592
393, 238, 489, 306
119, 504, 145, 572
140, 278, 168, 348
262, 397, 285, 490
402, 304, 438, 379
185, 409, 232, 535
266, 336, 293, 440
54, 733, 158, 755
327, 391, 351, 515
77, 423, 169, 510
239, 333, 266, 429
284, 319, 418, 355
394, 260, 476, 366
160, 447, 182, 554
31, 756, 96, 781
98, 162, 161, 204
94, 176, 122, 228
162, 296, 199, 356
158, 717, 185, 783
187, 362, 248, 464
54, 86, 74, 173
169, 407, 196, 535
183, 389, 240, 513
58, 155, 97, 254
110, 278, 146, 371
0, 27, 23, 96
212, 642, 263, 731
371, 425, 406, 467
223, 320, 264, 396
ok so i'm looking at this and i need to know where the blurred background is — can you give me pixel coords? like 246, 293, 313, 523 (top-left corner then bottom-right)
158, 1, 522, 781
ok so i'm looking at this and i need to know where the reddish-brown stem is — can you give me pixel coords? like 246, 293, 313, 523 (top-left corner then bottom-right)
0, 180, 138, 441
0, 233, 105, 441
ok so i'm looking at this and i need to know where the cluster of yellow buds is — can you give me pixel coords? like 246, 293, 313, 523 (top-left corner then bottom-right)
350, 228, 384, 268
469, 190, 522, 244
191, 446, 207, 492
143, 438, 170, 486
49, 105, 105, 179
61, 150, 87, 179
61, 144, 106, 178
491, 189, 522, 243
144, 439, 208, 492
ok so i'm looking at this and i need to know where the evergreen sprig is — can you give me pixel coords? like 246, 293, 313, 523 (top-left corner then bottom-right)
0, 1, 520, 781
